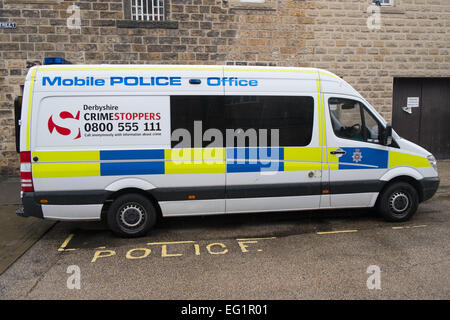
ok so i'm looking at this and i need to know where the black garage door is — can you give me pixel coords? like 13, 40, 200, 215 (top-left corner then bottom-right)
392, 78, 450, 159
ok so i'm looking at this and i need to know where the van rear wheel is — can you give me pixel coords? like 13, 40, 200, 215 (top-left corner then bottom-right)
377, 182, 419, 222
106, 194, 156, 238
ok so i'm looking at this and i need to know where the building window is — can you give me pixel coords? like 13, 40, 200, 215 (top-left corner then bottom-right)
131, 0, 165, 21
373, 0, 394, 6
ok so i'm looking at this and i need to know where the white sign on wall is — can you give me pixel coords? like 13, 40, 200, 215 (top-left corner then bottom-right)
407, 97, 420, 108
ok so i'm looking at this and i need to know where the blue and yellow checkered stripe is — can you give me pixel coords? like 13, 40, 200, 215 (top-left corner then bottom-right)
31, 147, 430, 178
32, 147, 323, 178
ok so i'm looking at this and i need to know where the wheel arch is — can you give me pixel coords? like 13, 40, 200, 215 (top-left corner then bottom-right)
100, 187, 162, 221
377, 175, 424, 207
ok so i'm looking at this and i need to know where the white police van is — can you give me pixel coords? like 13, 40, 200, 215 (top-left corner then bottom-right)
15, 58, 440, 237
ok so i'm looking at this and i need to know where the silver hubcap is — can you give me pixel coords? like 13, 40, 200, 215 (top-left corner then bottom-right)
119, 203, 145, 229
389, 192, 410, 213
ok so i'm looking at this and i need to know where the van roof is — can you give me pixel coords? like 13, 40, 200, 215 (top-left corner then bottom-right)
29, 64, 341, 79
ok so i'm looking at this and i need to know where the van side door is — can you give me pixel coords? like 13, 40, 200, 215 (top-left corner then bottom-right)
223, 95, 323, 213
323, 94, 389, 208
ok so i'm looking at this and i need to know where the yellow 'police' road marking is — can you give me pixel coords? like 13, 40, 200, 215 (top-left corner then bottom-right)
316, 230, 358, 235
206, 243, 228, 255
161, 244, 183, 257
126, 248, 151, 260
91, 249, 116, 263
58, 233, 75, 252
237, 240, 258, 253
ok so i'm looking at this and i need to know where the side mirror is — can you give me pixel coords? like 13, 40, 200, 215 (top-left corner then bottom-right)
382, 123, 393, 146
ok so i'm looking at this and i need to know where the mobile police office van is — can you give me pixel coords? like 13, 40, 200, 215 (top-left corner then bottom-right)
15, 60, 440, 237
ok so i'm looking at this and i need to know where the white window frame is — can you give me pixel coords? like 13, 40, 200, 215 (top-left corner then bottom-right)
131, 0, 165, 21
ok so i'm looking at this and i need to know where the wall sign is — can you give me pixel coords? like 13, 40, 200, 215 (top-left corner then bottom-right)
407, 97, 420, 108
0, 22, 17, 29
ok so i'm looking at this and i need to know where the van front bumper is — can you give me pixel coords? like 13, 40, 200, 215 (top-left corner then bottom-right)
420, 177, 440, 202
16, 192, 43, 219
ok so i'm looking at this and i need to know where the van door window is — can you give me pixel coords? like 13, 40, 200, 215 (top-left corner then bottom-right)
328, 97, 382, 144
362, 107, 382, 144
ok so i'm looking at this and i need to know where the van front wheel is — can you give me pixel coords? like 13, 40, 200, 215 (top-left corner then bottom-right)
377, 182, 419, 222
106, 194, 156, 237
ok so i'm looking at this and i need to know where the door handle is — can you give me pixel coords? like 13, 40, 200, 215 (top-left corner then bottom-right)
330, 149, 346, 156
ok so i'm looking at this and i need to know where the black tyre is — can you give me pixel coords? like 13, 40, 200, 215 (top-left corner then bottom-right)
377, 182, 419, 222
106, 194, 157, 237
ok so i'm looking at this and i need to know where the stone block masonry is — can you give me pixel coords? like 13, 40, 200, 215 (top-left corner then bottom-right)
0, 0, 449, 175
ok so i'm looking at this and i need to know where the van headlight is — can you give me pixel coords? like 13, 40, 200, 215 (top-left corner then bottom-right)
427, 155, 437, 172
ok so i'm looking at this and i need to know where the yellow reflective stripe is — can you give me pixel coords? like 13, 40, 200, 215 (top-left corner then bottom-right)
165, 148, 226, 174
316, 78, 327, 165
39, 67, 222, 72
389, 151, 430, 168
165, 161, 226, 174
164, 148, 225, 161
40, 66, 320, 73
33, 163, 100, 178
284, 162, 322, 171
26, 68, 37, 150
319, 71, 340, 79
284, 147, 321, 162
319, 79, 326, 148
327, 147, 340, 169
32, 151, 100, 162
318, 79, 327, 161
224, 68, 317, 74
284, 147, 322, 172
328, 163, 339, 170
316, 79, 322, 149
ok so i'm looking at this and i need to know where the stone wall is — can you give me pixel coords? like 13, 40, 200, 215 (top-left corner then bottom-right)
0, 0, 449, 175
306, 0, 450, 119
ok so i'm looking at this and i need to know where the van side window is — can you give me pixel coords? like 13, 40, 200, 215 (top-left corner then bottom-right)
225, 96, 314, 147
328, 97, 382, 144
171, 95, 314, 148
171, 96, 225, 148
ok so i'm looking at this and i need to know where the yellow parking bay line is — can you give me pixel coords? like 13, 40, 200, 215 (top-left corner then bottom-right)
316, 230, 358, 235
147, 241, 196, 245
58, 234, 75, 252
392, 225, 427, 230
236, 237, 277, 241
